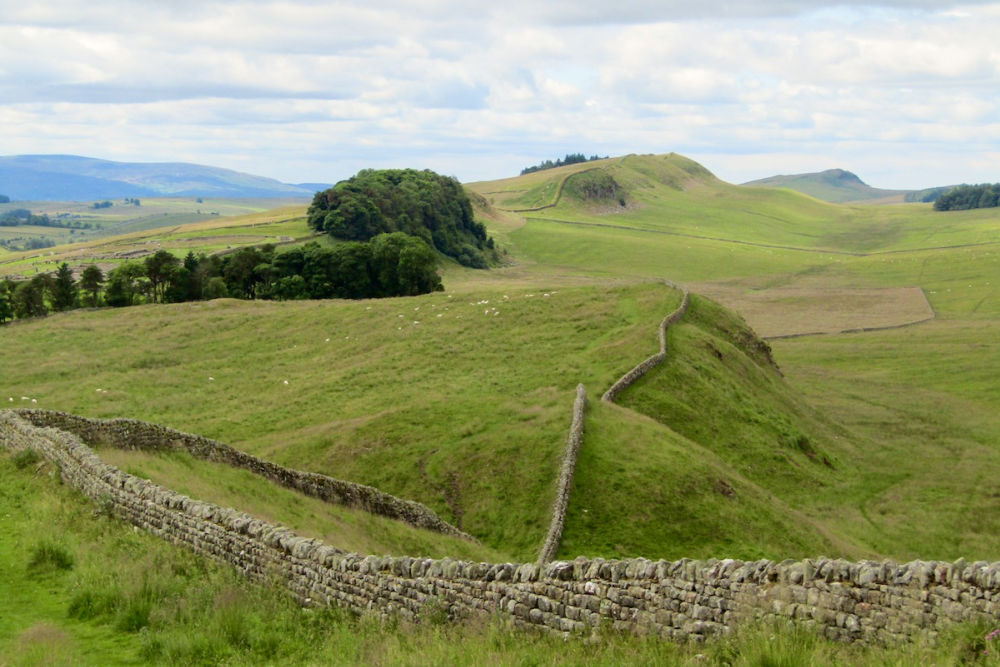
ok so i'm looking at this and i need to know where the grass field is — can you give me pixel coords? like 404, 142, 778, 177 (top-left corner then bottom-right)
4, 152, 1000, 662
0, 201, 312, 279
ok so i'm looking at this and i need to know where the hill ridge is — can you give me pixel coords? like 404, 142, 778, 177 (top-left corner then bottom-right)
0, 154, 327, 200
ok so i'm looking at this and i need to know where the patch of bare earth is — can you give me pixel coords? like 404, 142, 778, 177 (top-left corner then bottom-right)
692, 285, 934, 339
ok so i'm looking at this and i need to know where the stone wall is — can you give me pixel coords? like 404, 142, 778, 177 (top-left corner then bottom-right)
537, 384, 587, 564
13, 409, 470, 541
3, 410, 1000, 643
602, 288, 690, 403
538, 283, 689, 561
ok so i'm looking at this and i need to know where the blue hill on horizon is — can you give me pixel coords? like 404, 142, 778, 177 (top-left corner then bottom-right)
0, 154, 331, 201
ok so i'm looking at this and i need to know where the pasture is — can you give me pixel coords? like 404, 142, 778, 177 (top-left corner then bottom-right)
3, 152, 1000, 662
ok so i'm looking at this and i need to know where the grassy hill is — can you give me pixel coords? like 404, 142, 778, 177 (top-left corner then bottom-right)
4, 151, 1000, 660
742, 168, 909, 203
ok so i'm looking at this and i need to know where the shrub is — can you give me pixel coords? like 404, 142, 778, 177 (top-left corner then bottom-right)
12, 448, 41, 470
27, 541, 75, 573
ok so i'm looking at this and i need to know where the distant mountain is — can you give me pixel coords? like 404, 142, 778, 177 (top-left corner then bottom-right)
742, 169, 913, 203
0, 154, 321, 201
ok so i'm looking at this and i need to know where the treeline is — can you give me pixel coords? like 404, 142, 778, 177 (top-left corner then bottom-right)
520, 153, 608, 175
0, 237, 56, 252
0, 208, 93, 229
933, 184, 1000, 211
308, 168, 496, 269
0, 233, 442, 324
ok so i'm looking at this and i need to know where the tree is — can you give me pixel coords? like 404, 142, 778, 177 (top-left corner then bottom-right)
370, 233, 442, 296
0, 291, 12, 324
104, 263, 145, 307
203, 276, 229, 300
144, 250, 180, 303
49, 263, 78, 312
79, 265, 105, 307
12, 276, 48, 319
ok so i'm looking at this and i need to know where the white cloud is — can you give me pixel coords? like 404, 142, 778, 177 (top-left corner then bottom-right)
0, 1, 997, 186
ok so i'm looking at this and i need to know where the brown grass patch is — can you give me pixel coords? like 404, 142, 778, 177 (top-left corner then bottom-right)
691, 285, 934, 338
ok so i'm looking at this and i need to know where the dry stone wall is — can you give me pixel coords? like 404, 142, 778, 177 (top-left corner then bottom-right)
602, 288, 690, 403
537, 384, 587, 564
3, 410, 1000, 643
13, 409, 470, 540
538, 283, 689, 561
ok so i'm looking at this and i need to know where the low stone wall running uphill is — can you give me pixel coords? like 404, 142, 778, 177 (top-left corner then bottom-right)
537, 384, 587, 564
3, 409, 1000, 643
13, 409, 470, 541
602, 288, 690, 403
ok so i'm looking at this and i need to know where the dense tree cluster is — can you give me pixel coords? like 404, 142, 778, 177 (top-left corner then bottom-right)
520, 153, 608, 175
0, 195, 9, 203
0, 233, 443, 324
934, 184, 1000, 211
307, 169, 495, 269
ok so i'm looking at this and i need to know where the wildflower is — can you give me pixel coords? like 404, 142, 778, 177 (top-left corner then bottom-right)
208, 377, 214, 382
283, 380, 289, 385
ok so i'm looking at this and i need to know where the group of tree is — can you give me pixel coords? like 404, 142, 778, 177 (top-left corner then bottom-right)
307, 168, 496, 269
933, 184, 1000, 211
0, 237, 57, 252
0, 232, 444, 324
0, 263, 87, 323
520, 153, 609, 175
0, 195, 9, 203
0, 208, 92, 229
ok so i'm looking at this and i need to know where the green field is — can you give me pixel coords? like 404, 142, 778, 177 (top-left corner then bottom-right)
3, 152, 1000, 662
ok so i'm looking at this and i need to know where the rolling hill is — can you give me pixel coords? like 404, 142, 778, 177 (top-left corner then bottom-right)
741, 168, 909, 203
0, 154, 331, 200
4, 151, 1000, 660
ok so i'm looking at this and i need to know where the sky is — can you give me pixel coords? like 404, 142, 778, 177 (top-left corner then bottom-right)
1, 1, 998, 189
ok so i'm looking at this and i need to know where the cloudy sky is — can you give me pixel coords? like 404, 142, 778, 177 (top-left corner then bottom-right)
1, 1, 997, 188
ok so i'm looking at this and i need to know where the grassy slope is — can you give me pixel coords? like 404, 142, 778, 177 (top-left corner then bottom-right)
498, 153, 1000, 561
5, 152, 1000, 660
10, 451, 978, 666
0, 283, 683, 561
98, 448, 501, 561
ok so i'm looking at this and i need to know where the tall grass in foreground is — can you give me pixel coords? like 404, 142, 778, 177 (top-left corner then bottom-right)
1, 450, 998, 665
